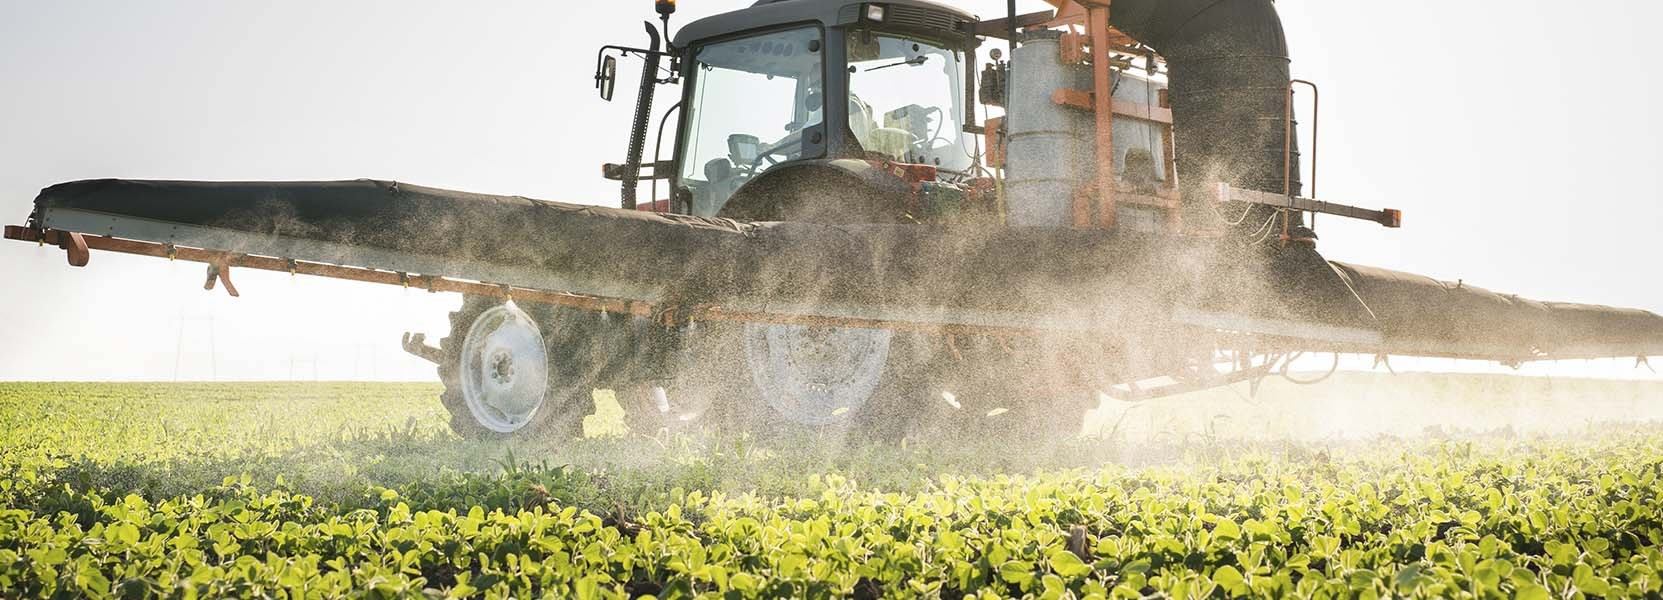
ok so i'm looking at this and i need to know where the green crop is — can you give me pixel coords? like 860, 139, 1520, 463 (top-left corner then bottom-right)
1, 382, 1662, 598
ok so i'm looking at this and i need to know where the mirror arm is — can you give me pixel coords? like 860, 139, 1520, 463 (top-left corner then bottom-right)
595, 45, 676, 78
594, 45, 680, 92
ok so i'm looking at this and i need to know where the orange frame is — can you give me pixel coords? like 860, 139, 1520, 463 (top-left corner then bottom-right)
1028, 0, 1183, 232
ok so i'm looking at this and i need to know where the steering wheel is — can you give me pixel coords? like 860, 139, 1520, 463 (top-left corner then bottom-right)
748, 129, 805, 173
910, 106, 955, 158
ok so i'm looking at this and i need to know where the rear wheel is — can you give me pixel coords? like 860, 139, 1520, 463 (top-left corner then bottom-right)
744, 323, 894, 428
676, 322, 931, 442
437, 297, 603, 440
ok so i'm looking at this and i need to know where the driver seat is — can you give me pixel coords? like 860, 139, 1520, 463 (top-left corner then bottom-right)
695, 158, 745, 216
848, 95, 911, 160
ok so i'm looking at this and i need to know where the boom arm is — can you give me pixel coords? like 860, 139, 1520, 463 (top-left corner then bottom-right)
9, 179, 1661, 367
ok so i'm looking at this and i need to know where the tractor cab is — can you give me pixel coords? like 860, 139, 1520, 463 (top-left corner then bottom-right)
673, 1, 980, 218
600, 0, 984, 222
599, 0, 1395, 232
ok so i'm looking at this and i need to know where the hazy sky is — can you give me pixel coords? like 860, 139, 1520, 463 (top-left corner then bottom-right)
1, 1, 1659, 382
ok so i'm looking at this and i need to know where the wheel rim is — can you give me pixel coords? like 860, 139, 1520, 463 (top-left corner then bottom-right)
459, 303, 550, 433
743, 324, 892, 426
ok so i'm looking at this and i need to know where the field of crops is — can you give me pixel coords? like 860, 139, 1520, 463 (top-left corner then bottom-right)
3, 380, 1663, 598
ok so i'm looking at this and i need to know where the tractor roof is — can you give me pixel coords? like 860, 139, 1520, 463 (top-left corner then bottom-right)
673, 0, 978, 48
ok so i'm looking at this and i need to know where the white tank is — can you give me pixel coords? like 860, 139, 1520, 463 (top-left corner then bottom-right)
1004, 31, 1171, 231
1004, 31, 1087, 227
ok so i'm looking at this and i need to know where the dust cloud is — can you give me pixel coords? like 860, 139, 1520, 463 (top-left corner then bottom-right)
1082, 369, 1663, 443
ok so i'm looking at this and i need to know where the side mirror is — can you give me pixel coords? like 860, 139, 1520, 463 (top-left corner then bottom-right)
597, 55, 618, 101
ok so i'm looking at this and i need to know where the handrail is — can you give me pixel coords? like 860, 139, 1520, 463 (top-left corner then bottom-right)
1287, 79, 1319, 199
1281, 79, 1319, 240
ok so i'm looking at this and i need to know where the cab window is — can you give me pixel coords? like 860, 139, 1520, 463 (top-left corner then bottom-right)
678, 27, 824, 217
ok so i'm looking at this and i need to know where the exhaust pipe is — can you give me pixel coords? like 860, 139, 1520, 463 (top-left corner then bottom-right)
620, 22, 663, 211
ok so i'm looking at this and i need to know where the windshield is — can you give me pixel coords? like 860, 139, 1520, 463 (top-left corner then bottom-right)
846, 30, 973, 172
678, 27, 824, 217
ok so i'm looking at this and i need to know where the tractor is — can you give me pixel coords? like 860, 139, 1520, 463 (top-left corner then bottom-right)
10, 0, 1662, 443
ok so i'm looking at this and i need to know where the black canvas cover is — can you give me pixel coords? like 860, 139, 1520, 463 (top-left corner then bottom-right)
1332, 263, 1663, 361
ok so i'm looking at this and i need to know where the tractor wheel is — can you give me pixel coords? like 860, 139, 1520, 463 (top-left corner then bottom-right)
742, 323, 894, 429
677, 323, 935, 443
436, 296, 608, 440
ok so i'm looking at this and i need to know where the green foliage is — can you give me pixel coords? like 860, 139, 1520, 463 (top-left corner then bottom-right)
2, 382, 1663, 598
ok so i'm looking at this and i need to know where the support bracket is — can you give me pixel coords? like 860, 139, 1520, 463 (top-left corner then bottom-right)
401, 332, 444, 365
62, 232, 90, 267
203, 256, 241, 297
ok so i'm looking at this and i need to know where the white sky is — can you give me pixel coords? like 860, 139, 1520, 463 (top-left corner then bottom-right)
0, 1, 1659, 382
